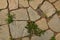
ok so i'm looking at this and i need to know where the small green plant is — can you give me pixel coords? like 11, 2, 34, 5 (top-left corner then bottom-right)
7, 13, 14, 24
50, 35, 56, 40
25, 21, 46, 40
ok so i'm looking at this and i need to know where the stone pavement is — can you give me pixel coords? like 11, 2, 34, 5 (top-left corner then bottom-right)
0, 0, 60, 40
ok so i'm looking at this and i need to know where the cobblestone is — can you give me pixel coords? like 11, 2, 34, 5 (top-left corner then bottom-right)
0, 0, 60, 40
0, 0, 7, 9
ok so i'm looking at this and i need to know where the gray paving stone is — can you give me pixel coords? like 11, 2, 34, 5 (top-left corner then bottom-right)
29, 0, 43, 9
10, 21, 27, 38
8, 0, 18, 10
0, 25, 10, 40
40, 1, 56, 17
0, 9, 8, 25
31, 30, 54, 40
48, 14, 60, 32
28, 7, 41, 21
22, 28, 29, 37
0, 0, 7, 9
10, 9, 28, 20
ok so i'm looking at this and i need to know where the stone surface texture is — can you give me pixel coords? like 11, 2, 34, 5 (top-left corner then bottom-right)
55, 33, 60, 40
10, 9, 28, 20
29, 0, 43, 9
10, 21, 27, 38
48, 14, 60, 32
0, 25, 10, 40
19, 0, 29, 7
0, 9, 8, 25
36, 18, 48, 30
28, 7, 40, 21
0, 0, 60, 40
31, 30, 54, 40
54, 0, 60, 10
8, 0, 18, 10
0, 0, 7, 9
40, 1, 56, 17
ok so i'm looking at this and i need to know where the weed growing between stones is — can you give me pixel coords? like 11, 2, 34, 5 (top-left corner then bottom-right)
50, 35, 56, 40
6, 13, 14, 24
25, 21, 46, 40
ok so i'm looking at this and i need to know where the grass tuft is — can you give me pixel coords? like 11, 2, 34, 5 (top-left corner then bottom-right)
6, 13, 14, 24
25, 21, 46, 36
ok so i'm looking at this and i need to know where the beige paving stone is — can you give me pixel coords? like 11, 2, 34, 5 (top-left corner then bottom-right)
10, 9, 28, 20
22, 37, 29, 40
19, 0, 29, 7
31, 30, 54, 40
0, 25, 10, 40
29, 0, 43, 9
55, 33, 60, 40
48, 14, 60, 32
0, 0, 7, 9
10, 21, 27, 38
36, 18, 48, 30
8, 0, 18, 10
40, 1, 56, 17
49, 0, 56, 3
28, 7, 40, 21
54, 0, 60, 10
0, 9, 8, 25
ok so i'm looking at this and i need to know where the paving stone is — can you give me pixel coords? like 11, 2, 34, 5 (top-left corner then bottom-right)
8, 0, 18, 10
0, 0, 7, 9
55, 33, 60, 40
28, 7, 40, 21
31, 36, 42, 40
31, 30, 54, 40
22, 28, 29, 37
40, 1, 56, 17
10, 21, 27, 38
19, 0, 29, 7
29, 0, 43, 9
54, 0, 60, 10
0, 25, 10, 40
49, 0, 56, 3
22, 37, 29, 40
10, 9, 28, 20
0, 9, 8, 25
48, 14, 60, 32
36, 18, 48, 30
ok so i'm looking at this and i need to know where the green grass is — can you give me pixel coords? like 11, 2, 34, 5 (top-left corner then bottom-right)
50, 35, 56, 40
25, 21, 46, 36
6, 13, 14, 24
